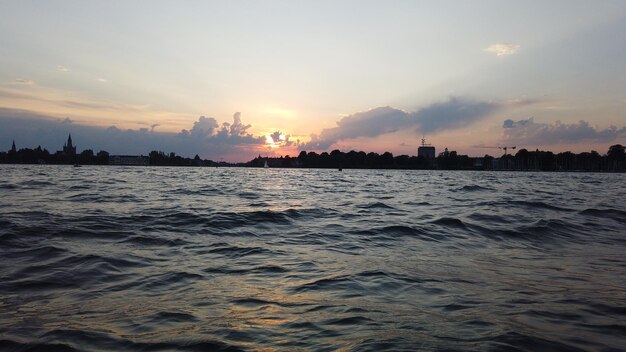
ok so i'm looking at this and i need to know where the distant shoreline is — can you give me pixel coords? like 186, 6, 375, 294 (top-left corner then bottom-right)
1, 163, 624, 174
2, 142, 625, 172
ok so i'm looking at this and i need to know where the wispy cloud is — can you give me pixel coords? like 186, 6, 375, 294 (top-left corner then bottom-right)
14, 78, 34, 85
96, 78, 107, 83
57, 65, 69, 72
0, 85, 200, 134
0, 87, 160, 115
484, 43, 520, 56
501, 117, 626, 145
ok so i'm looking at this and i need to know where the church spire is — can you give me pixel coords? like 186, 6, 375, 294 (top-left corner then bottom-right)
11, 139, 16, 153
63, 134, 76, 155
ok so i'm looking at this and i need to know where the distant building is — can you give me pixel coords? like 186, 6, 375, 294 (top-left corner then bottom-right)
10, 140, 16, 153
417, 138, 436, 158
109, 155, 149, 166
63, 134, 76, 155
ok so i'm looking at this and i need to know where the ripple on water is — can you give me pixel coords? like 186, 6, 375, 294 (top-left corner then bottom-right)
0, 166, 624, 351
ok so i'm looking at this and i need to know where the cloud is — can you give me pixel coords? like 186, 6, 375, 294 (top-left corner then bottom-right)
179, 113, 263, 146
414, 97, 500, 133
270, 131, 282, 144
188, 116, 219, 136
0, 108, 265, 161
96, 78, 107, 83
57, 65, 69, 72
14, 78, 34, 85
61, 117, 73, 124
268, 131, 294, 147
228, 112, 253, 136
303, 97, 501, 150
150, 123, 160, 132
484, 43, 520, 56
502, 117, 626, 145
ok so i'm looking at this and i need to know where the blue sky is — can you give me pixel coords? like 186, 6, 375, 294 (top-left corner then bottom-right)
1, 1, 625, 160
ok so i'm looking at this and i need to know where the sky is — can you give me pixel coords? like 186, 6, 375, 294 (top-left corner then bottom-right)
1, 0, 625, 161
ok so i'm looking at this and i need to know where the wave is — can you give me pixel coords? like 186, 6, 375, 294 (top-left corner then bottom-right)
0, 340, 80, 352
204, 244, 278, 258
30, 329, 243, 352
291, 270, 442, 297
508, 200, 574, 212
17, 179, 55, 187
357, 202, 396, 209
431, 217, 467, 228
489, 331, 586, 352
580, 208, 626, 223
452, 185, 495, 192
1, 165, 625, 351
119, 235, 188, 247
351, 225, 448, 243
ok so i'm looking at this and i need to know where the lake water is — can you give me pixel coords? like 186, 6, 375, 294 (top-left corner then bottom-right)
1, 165, 625, 351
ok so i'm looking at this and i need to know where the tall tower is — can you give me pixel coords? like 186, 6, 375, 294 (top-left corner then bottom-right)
10, 140, 16, 153
63, 134, 76, 155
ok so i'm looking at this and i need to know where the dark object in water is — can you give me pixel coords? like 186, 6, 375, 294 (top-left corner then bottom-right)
338, 168, 343, 171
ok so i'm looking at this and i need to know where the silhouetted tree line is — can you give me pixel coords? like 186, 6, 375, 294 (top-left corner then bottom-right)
249, 150, 434, 169
0, 143, 217, 167
147, 151, 218, 166
498, 144, 625, 172
3, 140, 624, 171
248, 144, 626, 172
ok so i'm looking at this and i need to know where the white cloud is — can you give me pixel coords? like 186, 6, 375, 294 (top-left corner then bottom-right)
57, 65, 69, 72
14, 78, 34, 85
179, 113, 264, 146
188, 116, 219, 136
96, 78, 107, 83
484, 43, 520, 56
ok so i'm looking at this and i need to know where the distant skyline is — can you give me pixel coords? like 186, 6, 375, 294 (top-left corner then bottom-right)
1, 1, 625, 161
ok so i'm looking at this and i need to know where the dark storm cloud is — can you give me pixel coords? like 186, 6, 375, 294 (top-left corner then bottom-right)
502, 117, 626, 145
0, 108, 264, 159
303, 97, 501, 150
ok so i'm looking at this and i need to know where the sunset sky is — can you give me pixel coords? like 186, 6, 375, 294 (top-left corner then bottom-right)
1, 1, 625, 161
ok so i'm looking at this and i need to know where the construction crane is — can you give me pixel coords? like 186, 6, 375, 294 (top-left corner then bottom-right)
477, 145, 517, 156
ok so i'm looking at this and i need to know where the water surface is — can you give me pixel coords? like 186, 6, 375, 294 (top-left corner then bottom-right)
1, 165, 625, 351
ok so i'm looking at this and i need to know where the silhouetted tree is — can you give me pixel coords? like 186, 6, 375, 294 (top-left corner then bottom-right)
297, 151, 308, 166
96, 151, 109, 164
482, 155, 494, 170
78, 149, 94, 164
607, 144, 625, 171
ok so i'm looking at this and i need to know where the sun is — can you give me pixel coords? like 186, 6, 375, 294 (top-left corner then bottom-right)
265, 135, 280, 149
